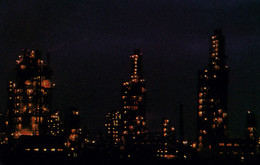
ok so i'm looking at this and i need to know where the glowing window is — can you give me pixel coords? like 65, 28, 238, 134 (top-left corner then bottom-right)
219, 143, 225, 146
199, 99, 203, 104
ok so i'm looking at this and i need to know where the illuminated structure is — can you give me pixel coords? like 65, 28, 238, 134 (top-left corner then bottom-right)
105, 111, 121, 146
197, 30, 229, 151
246, 110, 257, 141
7, 49, 54, 139
120, 49, 146, 154
105, 49, 147, 158
4, 49, 67, 157
0, 113, 7, 145
65, 108, 82, 158
157, 118, 177, 159
49, 111, 64, 136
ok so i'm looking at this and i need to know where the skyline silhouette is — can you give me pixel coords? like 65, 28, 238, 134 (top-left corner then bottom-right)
0, 0, 260, 140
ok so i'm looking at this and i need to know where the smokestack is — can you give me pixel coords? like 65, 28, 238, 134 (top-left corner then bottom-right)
47, 52, 50, 66
180, 104, 184, 143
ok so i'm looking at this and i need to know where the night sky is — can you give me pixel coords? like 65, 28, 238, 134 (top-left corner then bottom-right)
1, 0, 260, 140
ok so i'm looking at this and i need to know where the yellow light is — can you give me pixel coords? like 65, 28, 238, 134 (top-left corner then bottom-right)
219, 143, 225, 146
198, 111, 203, 117
199, 99, 203, 104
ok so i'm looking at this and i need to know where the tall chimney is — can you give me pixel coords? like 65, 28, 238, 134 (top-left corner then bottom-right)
180, 104, 184, 143
47, 52, 50, 66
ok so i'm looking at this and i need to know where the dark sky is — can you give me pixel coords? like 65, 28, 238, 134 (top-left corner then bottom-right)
1, 0, 260, 140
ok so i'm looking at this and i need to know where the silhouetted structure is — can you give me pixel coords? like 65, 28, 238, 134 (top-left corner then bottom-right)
3, 50, 66, 163
120, 49, 146, 155
7, 49, 54, 139
217, 138, 257, 161
65, 107, 83, 158
1, 35, 260, 164
180, 104, 184, 143
246, 110, 257, 141
197, 29, 229, 151
105, 111, 121, 147
0, 113, 7, 145
157, 118, 177, 159
49, 110, 64, 136
105, 49, 147, 159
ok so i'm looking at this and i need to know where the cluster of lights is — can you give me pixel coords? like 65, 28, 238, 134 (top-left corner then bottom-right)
8, 50, 55, 137
25, 148, 63, 152
157, 119, 177, 159
218, 140, 255, 160
105, 111, 121, 144
197, 31, 229, 151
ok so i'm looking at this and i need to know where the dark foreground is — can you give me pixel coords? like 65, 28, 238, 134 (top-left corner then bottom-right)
1, 150, 260, 165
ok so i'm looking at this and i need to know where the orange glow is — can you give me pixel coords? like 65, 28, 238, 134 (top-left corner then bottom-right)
69, 134, 78, 141
219, 143, 225, 146
227, 143, 232, 147
217, 117, 223, 123
129, 125, 134, 130
142, 121, 146, 126
209, 145, 212, 149
27, 89, 33, 95
31, 51, 35, 58
199, 99, 203, 104
234, 143, 239, 147
20, 65, 26, 70
20, 129, 33, 136
214, 65, 220, 70
18, 124, 22, 130
191, 143, 196, 148
198, 111, 203, 117
163, 154, 175, 159
41, 80, 51, 88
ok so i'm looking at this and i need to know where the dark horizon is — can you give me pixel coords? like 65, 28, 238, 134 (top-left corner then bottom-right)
1, 0, 260, 140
